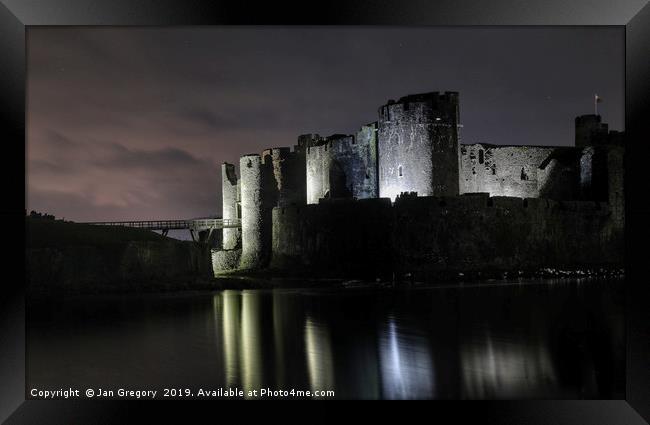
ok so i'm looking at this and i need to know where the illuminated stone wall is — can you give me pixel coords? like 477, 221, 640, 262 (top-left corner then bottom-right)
239, 154, 264, 269
459, 144, 581, 199
211, 248, 241, 274
377, 92, 460, 201
458, 143, 622, 204
460, 144, 555, 197
221, 162, 241, 250
236, 143, 307, 271
306, 128, 378, 204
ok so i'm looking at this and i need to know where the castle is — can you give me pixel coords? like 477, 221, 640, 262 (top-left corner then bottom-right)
213, 91, 625, 279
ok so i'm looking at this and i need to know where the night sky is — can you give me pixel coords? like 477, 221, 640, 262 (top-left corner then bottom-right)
27, 27, 624, 223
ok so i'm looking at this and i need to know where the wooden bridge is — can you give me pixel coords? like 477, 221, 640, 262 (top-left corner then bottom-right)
81, 218, 241, 242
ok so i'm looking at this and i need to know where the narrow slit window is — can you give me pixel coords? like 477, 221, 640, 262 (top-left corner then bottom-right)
398, 165, 403, 177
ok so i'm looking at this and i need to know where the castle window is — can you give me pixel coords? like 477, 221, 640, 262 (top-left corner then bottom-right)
491, 165, 496, 175
398, 165, 403, 177
520, 167, 528, 181
478, 149, 484, 164
247, 159, 252, 168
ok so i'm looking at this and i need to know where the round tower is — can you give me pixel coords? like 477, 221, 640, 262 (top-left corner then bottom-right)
377, 91, 460, 201
239, 154, 263, 269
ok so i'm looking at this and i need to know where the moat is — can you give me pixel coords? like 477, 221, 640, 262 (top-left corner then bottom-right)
27, 278, 625, 400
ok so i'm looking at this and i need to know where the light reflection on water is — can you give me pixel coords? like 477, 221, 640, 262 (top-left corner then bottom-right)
304, 316, 335, 394
378, 316, 434, 399
28, 280, 625, 399
460, 327, 558, 399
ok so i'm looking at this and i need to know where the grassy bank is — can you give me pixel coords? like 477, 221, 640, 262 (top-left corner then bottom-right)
26, 218, 167, 249
26, 218, 213, 294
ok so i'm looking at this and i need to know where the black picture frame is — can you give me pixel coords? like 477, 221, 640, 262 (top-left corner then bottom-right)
1, 0, 649, 422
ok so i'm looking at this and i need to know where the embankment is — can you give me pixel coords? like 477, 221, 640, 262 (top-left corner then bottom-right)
26, 219, 213, 294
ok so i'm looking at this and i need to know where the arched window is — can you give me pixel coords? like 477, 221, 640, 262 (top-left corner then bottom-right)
398, 165, 403, 177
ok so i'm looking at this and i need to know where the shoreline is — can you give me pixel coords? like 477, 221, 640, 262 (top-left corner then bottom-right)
27, 265, 625, 297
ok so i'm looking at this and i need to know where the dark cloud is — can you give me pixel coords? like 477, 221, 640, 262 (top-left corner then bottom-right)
27, 27, 623, 224
90, 143, 203, 169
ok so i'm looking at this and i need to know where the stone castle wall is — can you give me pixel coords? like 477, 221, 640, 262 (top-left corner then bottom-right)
306, 127, 378, 204
270, 194, 624, 279
459, 143, 621, 204
271, 198, 393, 277
392, 193, 623, 278
459, 144, 580, 199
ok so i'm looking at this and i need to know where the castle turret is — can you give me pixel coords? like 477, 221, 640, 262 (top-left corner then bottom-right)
356, 122, 379, 199
575, 114, 609, 147
268, 145, 306, 207
221, 162, 240, 250
377, 91, 461, 201
575, 114, 625, 204
239, 154, 264, 269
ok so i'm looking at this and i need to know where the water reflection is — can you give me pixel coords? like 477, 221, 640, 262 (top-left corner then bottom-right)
304, 317, 335, 394
29, 281, 624, 399
378, 316, 435, 399
218, 291, 240, 387
240, 291, 263, 397
460, 328, 557, 399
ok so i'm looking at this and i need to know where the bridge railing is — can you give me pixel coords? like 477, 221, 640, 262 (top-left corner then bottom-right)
81, 218, 241, 230
189, 218, 241, 230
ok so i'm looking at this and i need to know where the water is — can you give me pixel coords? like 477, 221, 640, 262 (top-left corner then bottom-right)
27, 279, 625, 399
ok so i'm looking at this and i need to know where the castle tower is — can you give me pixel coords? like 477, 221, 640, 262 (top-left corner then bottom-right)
377, 91, 461, 201
356, 122, 379, 199
575, 114, 609, 147
221, 162, 240, 250
239, 154, 264, 269
268, 146, 306, 207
